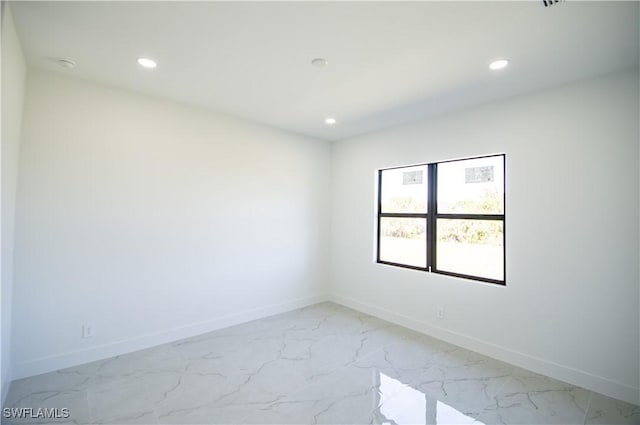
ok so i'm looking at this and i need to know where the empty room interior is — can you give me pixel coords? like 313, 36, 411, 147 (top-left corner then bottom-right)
1, 1, 639, 424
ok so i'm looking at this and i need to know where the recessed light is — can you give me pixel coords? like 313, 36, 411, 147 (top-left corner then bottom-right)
137, 57, 157, 69
489, 59, 509, 70
57, 59, 76, 69
312, 58, 329, 68
325, 117, 337, 125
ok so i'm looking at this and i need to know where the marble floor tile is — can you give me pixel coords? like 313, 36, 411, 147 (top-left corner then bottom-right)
4, 302, 639, 425
363, 393, 480, 425
585, 393, 640, 424
154, 372, 282, 424
350, 334, 460, 387
240, 366, 399, 424
408, 356, 513, 420
474, 369, 592, 425
6, 372, 92, 410
87, 371, 182, 423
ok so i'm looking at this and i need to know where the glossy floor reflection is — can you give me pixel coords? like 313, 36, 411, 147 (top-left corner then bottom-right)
4, 302, 639, 424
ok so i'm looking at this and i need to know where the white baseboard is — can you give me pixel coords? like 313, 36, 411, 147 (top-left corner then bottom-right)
12, 294, 328, 381
330, 293, 640, 406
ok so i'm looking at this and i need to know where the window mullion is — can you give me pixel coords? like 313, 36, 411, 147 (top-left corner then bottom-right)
427, 163, 437, 271
376, 170, 382, 263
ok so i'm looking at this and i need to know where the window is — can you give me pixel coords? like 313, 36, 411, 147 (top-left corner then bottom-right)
377, 154, 505, 285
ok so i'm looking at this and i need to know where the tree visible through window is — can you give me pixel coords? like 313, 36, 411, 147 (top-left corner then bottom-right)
377, 154, 505, 284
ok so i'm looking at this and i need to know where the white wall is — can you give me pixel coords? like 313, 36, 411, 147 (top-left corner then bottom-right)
330, 68, 640, 405
1, 3, 27, 405
12, 70, 330, 378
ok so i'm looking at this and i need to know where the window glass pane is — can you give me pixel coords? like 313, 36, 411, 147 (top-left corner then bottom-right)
437, 156, 504, 214
379, 217, 426, 268
436, 219, 503, 280
380, 165, 428, 213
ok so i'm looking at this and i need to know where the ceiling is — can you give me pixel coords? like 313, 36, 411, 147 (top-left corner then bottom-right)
10, 1, 640, 142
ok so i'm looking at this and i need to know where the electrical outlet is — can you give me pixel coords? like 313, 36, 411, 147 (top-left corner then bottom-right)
82, 323, 95, 339
437, 306, 445, 320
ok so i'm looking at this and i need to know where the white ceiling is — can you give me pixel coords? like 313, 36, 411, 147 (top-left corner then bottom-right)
10, 1, 640, 142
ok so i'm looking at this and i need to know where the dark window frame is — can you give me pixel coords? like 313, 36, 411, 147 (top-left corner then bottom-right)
377, 154, 506, 285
